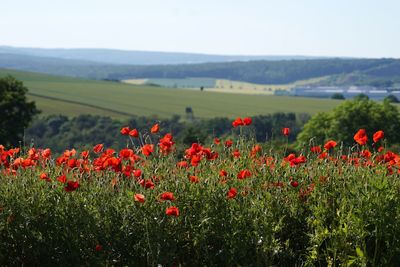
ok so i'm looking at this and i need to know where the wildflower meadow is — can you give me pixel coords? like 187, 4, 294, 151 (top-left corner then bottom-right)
1, 118, 399, 266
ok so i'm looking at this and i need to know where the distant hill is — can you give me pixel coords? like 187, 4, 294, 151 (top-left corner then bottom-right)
0, 47, 399, 86
0, 46, 329, 65
0, 53, 111, 78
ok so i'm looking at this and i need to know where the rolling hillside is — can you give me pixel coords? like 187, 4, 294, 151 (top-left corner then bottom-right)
123, 77, 329, 95
1, 52, 399, 86
0, 69, 342, 119
0, 45, 327, 65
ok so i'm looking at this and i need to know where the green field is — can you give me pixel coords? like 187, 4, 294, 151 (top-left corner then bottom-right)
123, 77, 330, 95
0, 69, 342, 119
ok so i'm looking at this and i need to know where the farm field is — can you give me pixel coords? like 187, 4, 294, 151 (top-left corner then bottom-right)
0, 69, 342, 119
123, 76, 329, 95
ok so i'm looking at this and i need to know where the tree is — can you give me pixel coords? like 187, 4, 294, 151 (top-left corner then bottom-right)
384, 94, 399, 103
0, 76, 40, 146
354, 93, 369, 101
297, 97, 400, 146
331, 93, 345, 100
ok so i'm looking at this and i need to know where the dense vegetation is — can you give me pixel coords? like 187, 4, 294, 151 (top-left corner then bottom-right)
2, 73, 400, 265
26, 113, 306, 153
105, 58, 400, 86
298, 97, 400, 146
0, 76, 39, 147
1, 120, 399, 266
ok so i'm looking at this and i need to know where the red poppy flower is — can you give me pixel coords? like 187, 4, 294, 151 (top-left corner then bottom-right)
141, 144, 154, 157
166, 206, 179, 217
64, 180, 80, 192
39, 172, 51, 182
57, 174, 67, 183
319, 152, 328, 159
284, 153, 296, 162
225, 139, 233, 148
63, 149, 76, 158
95, 244, 103, 252
80, 150, 89, 159
129, 128, 139, 137
290, 181, 299, 187
250, 144, 262, 157
28, 148, 39, 160
324, 140, 337, 150
159, 133, 175, 155
243, 117, 252, 125
41, 148, 51, 159
190, 155, 201, 167
310, 146, 322, 154
67, 158, 77, 169
134, 193, 145, 203
189, 175, 199, 183
120, 127, 130, 135
219, 169, 228, 177
232, 149, 241, 158
151, 123, 160, 134
119, 148, 134, 159
282, 128, 290, 136
354, 129, 368, 145
7, 148, 20, 158
284, 154, 306, 166
133, 169, 142, 178
93, 144, 104, 154
139, 179, 155, 189
160, 192, 175, 201
227, 187, 237, 199
361, 149, 372, 158
214, 138, 221, 145
232, 117, 243, 127
237, 169, 251, 180
373, 130, 384, 143
176, 161, 188, 168
145, 180, 155, 189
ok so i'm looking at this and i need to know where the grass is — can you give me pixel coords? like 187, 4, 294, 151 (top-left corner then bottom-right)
123, 78, 217, 88
1, 126, 400, 265
1, 69, 341, 119
123, 76, 330, 95
211, 76, 330, 94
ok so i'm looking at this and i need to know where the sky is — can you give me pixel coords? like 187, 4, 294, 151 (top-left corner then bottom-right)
1, 0, 400, 58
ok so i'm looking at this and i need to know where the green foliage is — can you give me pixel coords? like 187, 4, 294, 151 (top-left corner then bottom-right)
384, 94, 399, 103
1, 130, 400, 265
354, 93, 369, 101
331, 93, 345, 100
297, 98, 400, 146
26, 113, 307, 153
0, 76, 40, 146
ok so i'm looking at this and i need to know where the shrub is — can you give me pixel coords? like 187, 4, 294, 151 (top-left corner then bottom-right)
297, 98, 400, 146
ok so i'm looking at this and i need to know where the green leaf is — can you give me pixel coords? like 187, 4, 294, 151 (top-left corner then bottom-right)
356, 247, 364, 258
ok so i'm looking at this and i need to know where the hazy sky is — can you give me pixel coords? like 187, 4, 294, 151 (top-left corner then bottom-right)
1, 0, 399, 57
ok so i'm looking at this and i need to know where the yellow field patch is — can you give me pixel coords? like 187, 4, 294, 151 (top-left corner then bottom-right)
212, 76, 330, 95
122, 79, 148, 85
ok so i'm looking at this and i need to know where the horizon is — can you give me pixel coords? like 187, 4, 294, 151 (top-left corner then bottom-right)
1, 44, 395, 60
1, 0, 400, 58
0, 44, 342, 58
